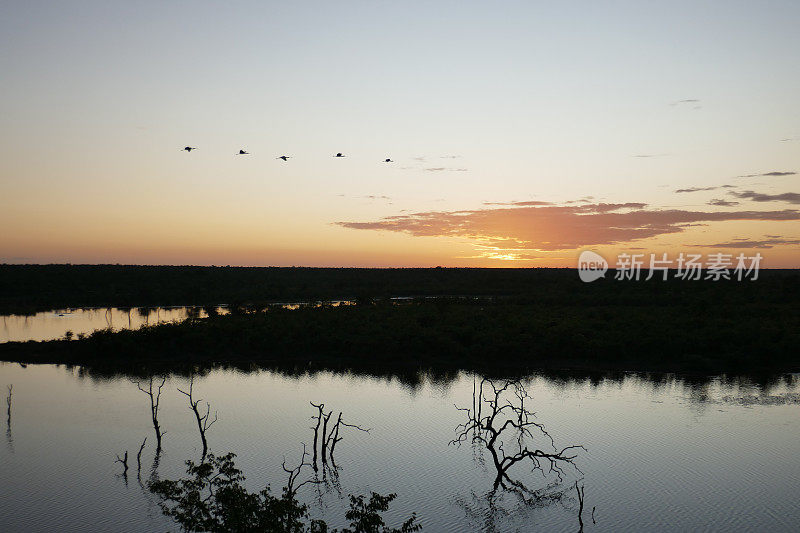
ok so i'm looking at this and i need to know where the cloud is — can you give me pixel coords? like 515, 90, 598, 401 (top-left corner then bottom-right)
737, 171, 796, 178
688, 238, 800, 249
730, 190, 800, 204
336, 202, 800, 251
707, 199, 740, 207
362, 195, 392, 201
575, 202, 648, 212
669, 99, 702, 109
565, 196, 595, 204
424, 167, 468, 172
674, 185, 734, 193
483, 200, 554, 206
675, 186, 718, 193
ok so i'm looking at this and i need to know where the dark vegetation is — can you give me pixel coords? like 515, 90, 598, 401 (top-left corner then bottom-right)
1, 265, 798, 374
0, 264, 592, 314
1, 292, 798, 374
3, 264, 797, 315
149, 452, 420, 532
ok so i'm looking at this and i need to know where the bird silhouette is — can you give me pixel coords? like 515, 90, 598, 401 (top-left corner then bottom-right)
334, 153, 345, 158
183, 146, 197, 152
277, 155, 291, 161
237, 149, 249, 155
384, 158, 393, 163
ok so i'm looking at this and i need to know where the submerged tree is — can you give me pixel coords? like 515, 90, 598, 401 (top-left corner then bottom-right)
149, 451, 420, 533
451, 379, 583, 493
177, 376, 218, 461
309, 402, 369, 470
115, 450, 129, 480
136, 437, 147, 479
133, 376, 167, 453
6, 384, 11, 428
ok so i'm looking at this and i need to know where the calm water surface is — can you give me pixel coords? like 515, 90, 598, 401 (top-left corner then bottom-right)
0, 302, 356, 343
0, 363, 798, 532
0, 307, 220, 343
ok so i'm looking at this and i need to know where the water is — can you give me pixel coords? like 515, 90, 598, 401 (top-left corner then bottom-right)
0, 307, 223, 343
0, 363, 798, 532
0, 302, 351, 343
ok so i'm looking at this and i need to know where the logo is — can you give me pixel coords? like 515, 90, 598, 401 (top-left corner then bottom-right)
578, 250, 608, 282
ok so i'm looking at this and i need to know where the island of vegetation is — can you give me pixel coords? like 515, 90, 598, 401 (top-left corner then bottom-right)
1, 265, 797, 376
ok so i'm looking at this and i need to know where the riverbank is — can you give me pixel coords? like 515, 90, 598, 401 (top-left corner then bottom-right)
2, 296, 797, 375
3, 264, 798, 315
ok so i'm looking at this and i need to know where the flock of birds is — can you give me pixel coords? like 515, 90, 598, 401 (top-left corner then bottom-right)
183, 146, 393, 163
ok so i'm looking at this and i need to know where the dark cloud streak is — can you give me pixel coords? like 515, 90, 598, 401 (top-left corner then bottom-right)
675, 185, 734, 193
737, 171, 796, 178
707, 199, 740, 207
688, 238, 800, 249
731, 190, 800, 204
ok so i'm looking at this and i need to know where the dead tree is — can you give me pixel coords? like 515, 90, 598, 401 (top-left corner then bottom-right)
451, 378, 583, 492
325, 412, 370, 467
136, 437, 147, 478
310, 402, 325, 470
320, 410, 332, 464
177, 376, 217, 461
5, 385, 11, 428
310, 403, 333, 465
310, 402, 369, 469
116, 450, 129, 478
575, 481, 585, 532
282, 443, 320, 497
132, 377, 167, 453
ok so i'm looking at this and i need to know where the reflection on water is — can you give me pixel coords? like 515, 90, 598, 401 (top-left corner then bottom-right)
451, 378, 585, 532
0, 301, 359, 343
0, 363, 798, 532
0, 307, 224, 343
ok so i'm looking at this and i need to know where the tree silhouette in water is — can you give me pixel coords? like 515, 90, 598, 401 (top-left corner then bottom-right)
451, 378, 583, 493
149, 452, 420, 533
450, 378, 586, 531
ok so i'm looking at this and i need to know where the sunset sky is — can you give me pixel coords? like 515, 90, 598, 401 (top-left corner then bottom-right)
2, 1, 798, 267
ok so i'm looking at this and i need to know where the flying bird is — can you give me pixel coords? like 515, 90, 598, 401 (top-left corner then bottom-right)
384, 158, 393, 163
277, 155, 291, 161
183, 146, 197, 152
237, 149, 249, 155
334, 153, 345, 158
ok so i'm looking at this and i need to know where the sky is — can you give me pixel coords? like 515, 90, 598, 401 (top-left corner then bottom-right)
1, 1, 799, 267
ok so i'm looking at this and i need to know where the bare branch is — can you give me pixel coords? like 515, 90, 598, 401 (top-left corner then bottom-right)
132, 376, 167, 453
282, 443, 321, 496
178, 376, 217, 461
310, 402, 324, 470
5, 385, 11, 428
115, 450, 129, 477
451, 378, 584, 492
136, 437, 147, 478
